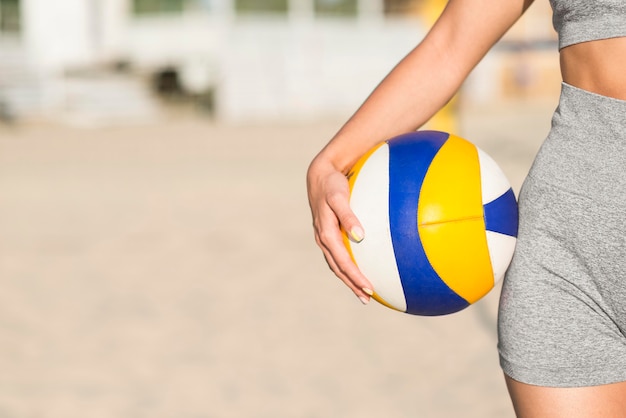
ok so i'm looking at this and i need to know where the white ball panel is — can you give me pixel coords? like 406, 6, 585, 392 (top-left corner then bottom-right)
477, 147, 512, 205
349, 145, 407, 312
486, 231, 517, 283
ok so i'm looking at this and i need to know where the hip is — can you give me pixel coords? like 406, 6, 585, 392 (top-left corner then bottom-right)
527, 82, 626, 205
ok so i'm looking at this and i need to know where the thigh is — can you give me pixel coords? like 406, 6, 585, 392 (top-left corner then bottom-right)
505, 375, 626, 418
498, 177, 626, 387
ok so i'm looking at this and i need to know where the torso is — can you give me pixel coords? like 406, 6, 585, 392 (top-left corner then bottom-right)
559, 37, 626, 101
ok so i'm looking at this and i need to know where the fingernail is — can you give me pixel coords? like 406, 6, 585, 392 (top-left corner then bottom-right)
359, 296, 370, 305
362, 287, 374, 296
349, 226, 364, 243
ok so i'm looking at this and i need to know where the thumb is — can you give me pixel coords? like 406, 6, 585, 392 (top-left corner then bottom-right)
326, 191, 364, 243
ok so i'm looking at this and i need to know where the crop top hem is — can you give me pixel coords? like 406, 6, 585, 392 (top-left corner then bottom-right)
559, 17, 626, 49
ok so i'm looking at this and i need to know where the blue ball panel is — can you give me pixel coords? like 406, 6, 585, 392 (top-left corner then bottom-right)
387, 131, 470, 316
483, 188, 519, 237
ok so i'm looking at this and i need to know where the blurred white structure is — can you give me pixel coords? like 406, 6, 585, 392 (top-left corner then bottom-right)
0, 0, 556, 124
0, 0, 429, 123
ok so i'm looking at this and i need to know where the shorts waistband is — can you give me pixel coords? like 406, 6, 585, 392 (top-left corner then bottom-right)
525, 83, 626, 204
560, 82, 626, 119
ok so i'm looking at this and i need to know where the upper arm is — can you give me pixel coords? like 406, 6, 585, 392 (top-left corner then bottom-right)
424, 0, 536, 83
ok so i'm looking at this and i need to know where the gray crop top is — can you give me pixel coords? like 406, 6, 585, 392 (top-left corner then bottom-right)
549, 0, 626, 49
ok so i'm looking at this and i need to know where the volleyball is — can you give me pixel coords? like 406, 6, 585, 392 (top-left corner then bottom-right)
344, 130, 519, 316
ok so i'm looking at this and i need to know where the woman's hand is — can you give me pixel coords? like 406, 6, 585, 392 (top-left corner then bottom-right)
307, 155, 374, 305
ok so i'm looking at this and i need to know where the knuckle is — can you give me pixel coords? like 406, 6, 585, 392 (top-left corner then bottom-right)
326, 190, 346, 208
314, 234, 323, 249
318, 229, 335, 246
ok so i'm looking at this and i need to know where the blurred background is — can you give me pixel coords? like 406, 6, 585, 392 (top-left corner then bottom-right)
0, 0, 560, 417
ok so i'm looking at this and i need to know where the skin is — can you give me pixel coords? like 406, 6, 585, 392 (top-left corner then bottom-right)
306, 0, 626, 414
505, 377, 626, 417
560, 37, 626, 101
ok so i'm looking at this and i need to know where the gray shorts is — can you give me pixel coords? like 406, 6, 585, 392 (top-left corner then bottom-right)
497, 83, 626, 387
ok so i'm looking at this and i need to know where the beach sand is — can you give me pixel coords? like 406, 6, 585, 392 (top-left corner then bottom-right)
0, 99, 554, 417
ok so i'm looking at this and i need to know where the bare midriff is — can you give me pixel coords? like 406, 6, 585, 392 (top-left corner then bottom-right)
560, 36, 626, 101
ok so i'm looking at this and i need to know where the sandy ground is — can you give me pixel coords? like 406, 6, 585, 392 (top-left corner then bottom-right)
0, 99, 556, 418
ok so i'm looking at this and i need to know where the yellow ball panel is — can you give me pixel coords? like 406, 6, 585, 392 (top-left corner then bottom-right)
419, 218, 494, 303
347, 142, 385, 193
418, 135, 483, 226
371, 292, 404, 312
